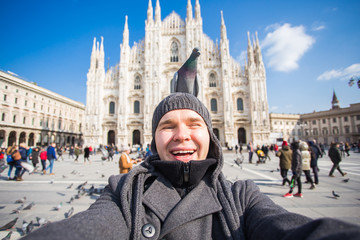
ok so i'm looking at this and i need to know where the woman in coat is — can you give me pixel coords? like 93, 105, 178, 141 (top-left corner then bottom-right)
283, 141, 303, 198
31, 147, 40, 170
119, 147, 139, 174
276, 141, 292, 186
301, 142, 315, 190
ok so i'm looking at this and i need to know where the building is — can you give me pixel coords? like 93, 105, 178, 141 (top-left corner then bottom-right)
84, 0, 270, 149
0, 70, 85, 148
269, 91, 360, 145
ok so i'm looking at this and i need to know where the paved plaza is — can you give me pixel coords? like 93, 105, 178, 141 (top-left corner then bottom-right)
0, 150, 359, 239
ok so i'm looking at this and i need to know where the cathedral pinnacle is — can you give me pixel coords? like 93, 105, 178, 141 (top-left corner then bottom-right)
195, 0, 202, 21
247, 31, 254, 66
147, 0, 153, 23
220, 11, 227, 40
186, 0, 193, 22
122, 15, 129, 47
155, 0, 161, 24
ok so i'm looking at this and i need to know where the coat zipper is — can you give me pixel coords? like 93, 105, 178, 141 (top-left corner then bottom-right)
183, 162, 190, 184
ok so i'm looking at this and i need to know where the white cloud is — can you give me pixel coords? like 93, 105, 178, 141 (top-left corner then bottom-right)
236, 50, 247, 63
261, 23, 315, 72
270, 106, 279, 111
312, 25, 325, 31
317, 63, 360, 81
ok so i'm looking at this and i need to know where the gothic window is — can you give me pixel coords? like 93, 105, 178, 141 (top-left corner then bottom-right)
13, 115, 16, 123
134, 76, 141, 90
237, 98, 244, 111
210, 98, 218, 113
1, 113, 5, 121
209, 73, 217, 87
170, 42, 179, 62
322, 119, 326, 124
134, 100, 140, 114
344, 126, 350, 134
109, 101, 115, 114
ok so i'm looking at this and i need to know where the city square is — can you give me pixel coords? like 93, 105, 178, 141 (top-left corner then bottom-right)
1, 150, 359, 239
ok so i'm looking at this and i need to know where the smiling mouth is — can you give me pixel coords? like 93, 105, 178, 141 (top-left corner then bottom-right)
171, 150, 195, 156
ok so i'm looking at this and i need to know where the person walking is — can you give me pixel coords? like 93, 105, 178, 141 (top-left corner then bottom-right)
301, 142, 315, 190
45, 143, 57, 175
84, 146, 91, 164
14, 143, 27, 181
345, 142, 350, 157
74, 146, 80, 162
31, 147, 40, 171
69, 146, 75, 159
276, 141, 292, 186
328, 142, 347, 177
308, 141, 320, 185
247, 141, 253, 164
40, 148, 47, 173
283, 141, 303, 198
57, 147, 64, 161
6, 145, 17, 180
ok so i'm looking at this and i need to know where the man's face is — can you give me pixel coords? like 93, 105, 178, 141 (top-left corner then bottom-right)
155, 109, 210, 162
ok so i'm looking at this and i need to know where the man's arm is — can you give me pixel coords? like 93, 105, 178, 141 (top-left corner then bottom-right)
22, 175, 129, 240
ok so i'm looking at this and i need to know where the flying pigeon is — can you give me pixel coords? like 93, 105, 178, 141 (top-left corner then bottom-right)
23, 202, 35, 210
76, 181, 88, 190
332, 190, 340, 198
65, 207, 74, 218
68, 197, 74, 204
1, 231, 12, 240
171, 47, 200, 97
12, 204, 24, 214
0, 218, 18, 231
54, 202, 63, 211
343, 178, 350, 183
67, 183, 73, 189
15, 197, 26, 204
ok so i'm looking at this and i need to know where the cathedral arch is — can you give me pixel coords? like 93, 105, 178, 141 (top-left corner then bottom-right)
237, 98, 244, 111
170, 40, 180, 62
134, 101, 140, 114
107, 130, 115, 146
209, 72, 217, 87
213, 128, 220, 141
19, 132, 26, 144
28, 133, 35, 147
134, 75, 142, 90
8, 131, 16, 147
109, 101, 115, 114
210, 98, 218, 113
132, 130, 141, 145
238, 128, 246, 145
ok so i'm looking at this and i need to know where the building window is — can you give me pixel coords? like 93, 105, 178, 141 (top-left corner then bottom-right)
357, 125, 360, 133
332, 127, 339, 134
357, 115, 360, 121
298, 129, 301, 136
333, 118, 337, 123
23, 117, 26, 124
209, 73, 217, 87
41, 105, 43, 110
170, 41, 179, 62
58, 120, 62, 129
109, 101, 115, 114
32, 118, 35, 126
13, 115, 16, 123
1, 113, 5, 121
313, 128, 318, 135
312, 120, 316, 124
237, 98, 244, 111
33, 103, 36, 108
322, 119, 326, 124
5, 86, 7, 89
15, 98, 18, 104
322, 128, 328, 135
40, 120, 43, 127
344, 126, 350, 134
25, 100, 27, 106
134, 76, 141, 90
344, 116, 348, 122
3, 94, 6, 101
210, 98, 217, 113
134, 101, 140, 114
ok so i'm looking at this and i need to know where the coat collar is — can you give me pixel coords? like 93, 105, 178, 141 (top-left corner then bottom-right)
142, 175, 222, 237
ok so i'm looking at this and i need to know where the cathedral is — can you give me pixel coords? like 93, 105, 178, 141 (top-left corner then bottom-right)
84, 0, 270, 149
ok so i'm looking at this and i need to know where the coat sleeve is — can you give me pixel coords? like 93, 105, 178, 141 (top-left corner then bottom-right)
21, 175, 130, 240
235, 180, 360, 240
119, 154, 133, 170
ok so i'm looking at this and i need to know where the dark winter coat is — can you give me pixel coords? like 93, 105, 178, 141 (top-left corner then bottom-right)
308, 141, 320, 168
328, 146, 342, 164
291, 143, 302, 176
276, 145, 292, 169
31, 149, 40, 164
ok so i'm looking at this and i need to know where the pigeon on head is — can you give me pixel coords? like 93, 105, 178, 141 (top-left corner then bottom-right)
171, 47, 200, 97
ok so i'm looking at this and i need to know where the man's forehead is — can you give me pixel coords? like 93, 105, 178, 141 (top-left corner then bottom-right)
159, 109, 205, 122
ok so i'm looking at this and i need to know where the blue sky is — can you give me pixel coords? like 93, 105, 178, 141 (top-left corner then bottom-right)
1, 0, 359, 114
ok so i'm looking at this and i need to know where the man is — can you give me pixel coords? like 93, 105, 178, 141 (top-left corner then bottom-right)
23, 93, 359, 239
247, 141, 254, 163
45, 143, 57, 175
328, 142, 347, 177
119, 147, 140, 174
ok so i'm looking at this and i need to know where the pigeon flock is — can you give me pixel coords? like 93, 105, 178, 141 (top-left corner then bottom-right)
0, 177, 105, 239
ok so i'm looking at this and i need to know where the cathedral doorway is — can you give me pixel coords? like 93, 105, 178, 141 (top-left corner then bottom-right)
107, 130, 115, 146
132, 130, 140, 146
8, 131, 16, 147
238, 128, 246, 145
213, 128, 220, 141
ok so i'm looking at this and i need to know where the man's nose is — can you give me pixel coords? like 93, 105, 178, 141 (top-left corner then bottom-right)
173, 124, 191, 142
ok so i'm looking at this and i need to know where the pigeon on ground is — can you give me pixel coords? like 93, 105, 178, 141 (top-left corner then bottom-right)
50, 179, 54, 184
21, 220, 29, 235
65, 207, 74, 218
26, 221, 34, 234
88, 185, 95, 195
0, 218, 18, 231
35, 217, 48, 226
12, 204, 24, 214
0, 206, 6, 209
67, 183, 73, 189
332, 190, 340, 198
67, 197, 74, 204
54, 202, 63, 211
75, 193, 81, 199
1, 231, 12, 240
170, 47, 200, 97
62, 175, 67, 179
23, 202, 35, 210
101, 174, 105, 178
343, 178, 350, 183
15, 197, 26, 204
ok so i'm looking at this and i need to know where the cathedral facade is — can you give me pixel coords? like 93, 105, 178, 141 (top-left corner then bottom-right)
84, 0, 270, 149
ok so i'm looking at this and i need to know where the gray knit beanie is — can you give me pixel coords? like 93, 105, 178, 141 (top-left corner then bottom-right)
151, 92, 216, 156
